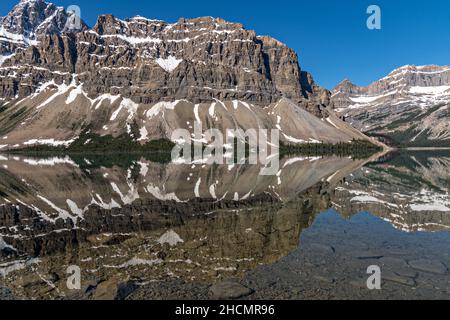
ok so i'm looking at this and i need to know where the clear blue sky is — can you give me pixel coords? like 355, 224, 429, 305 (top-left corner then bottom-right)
2, 0, 450, 89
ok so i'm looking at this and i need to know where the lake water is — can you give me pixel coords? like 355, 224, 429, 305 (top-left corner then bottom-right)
0, 150, 449, 300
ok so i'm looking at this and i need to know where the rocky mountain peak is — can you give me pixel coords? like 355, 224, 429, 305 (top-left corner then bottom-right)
2, 0, 64, 37
0, 0, 362, 150
380, 64, 450, 89
386, 64, 450, 76
0, 0, 87, 55
333, 65, 450, 97
1, 1, 322, 107
331, 65, 450, 147
332, 79, 357, 95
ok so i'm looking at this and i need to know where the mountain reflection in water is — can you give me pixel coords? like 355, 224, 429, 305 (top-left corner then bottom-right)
0, 151, 449, 299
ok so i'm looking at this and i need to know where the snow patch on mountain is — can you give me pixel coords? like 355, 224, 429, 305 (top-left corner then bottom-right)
157, 230, 184, 246
138, 126, 148, 141
146, 184, 184, 202
145, 100, 183, 118
155, 55, 183, 72
409, 85, 450, 95
23, 138, 77, 147
0, 53, 16, 66
36, 81, 71, 109
110, 98, 139, 121
349, 95, 382, 104
22, 155, 78, 166
0, 26, 38, 46
65, 83, 83, 104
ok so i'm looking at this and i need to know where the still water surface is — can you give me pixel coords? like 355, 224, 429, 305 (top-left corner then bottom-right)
0, 150, 449, 299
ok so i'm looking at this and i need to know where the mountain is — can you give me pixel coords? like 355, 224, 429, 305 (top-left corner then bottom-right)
332, 151, 450, 232
0, 0, 87, 53
0, 0, 376, 150
332, 65, 450, 147
0, 154, 368, 298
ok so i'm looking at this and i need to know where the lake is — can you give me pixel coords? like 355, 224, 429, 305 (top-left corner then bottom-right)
0, 150, 449, 299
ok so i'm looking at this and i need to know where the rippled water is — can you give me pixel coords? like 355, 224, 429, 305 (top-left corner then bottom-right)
0, 150, 449, 300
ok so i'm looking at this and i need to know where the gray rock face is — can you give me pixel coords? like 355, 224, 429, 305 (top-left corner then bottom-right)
0, 0, 372, 148
0, 1, 323, 107
331, 65, 450, 147
74, 15, 307, 105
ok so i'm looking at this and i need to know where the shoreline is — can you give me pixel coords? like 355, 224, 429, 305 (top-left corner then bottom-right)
406, 147, 450, 151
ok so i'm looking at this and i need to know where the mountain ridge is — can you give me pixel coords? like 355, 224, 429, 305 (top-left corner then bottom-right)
0, 1, 323, 106
331, 65, 450, 147
0, 0, 377, 150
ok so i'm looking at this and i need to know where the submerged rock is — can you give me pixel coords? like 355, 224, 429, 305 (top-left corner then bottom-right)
208, 281, 253, 300
408, 259, 448, 275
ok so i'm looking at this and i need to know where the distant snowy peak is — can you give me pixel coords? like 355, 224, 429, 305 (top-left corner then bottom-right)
331, 65, 450, 147
0, 0, 87, 53
383, 65, 450, 79
333, 65, 450, 98
332, 65, 450, 112
2, 0, 62, 38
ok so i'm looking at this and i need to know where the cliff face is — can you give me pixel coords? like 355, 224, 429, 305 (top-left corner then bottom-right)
332, 65, 450, 147
0, 2, 319, 105
0, 0, 369, 150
